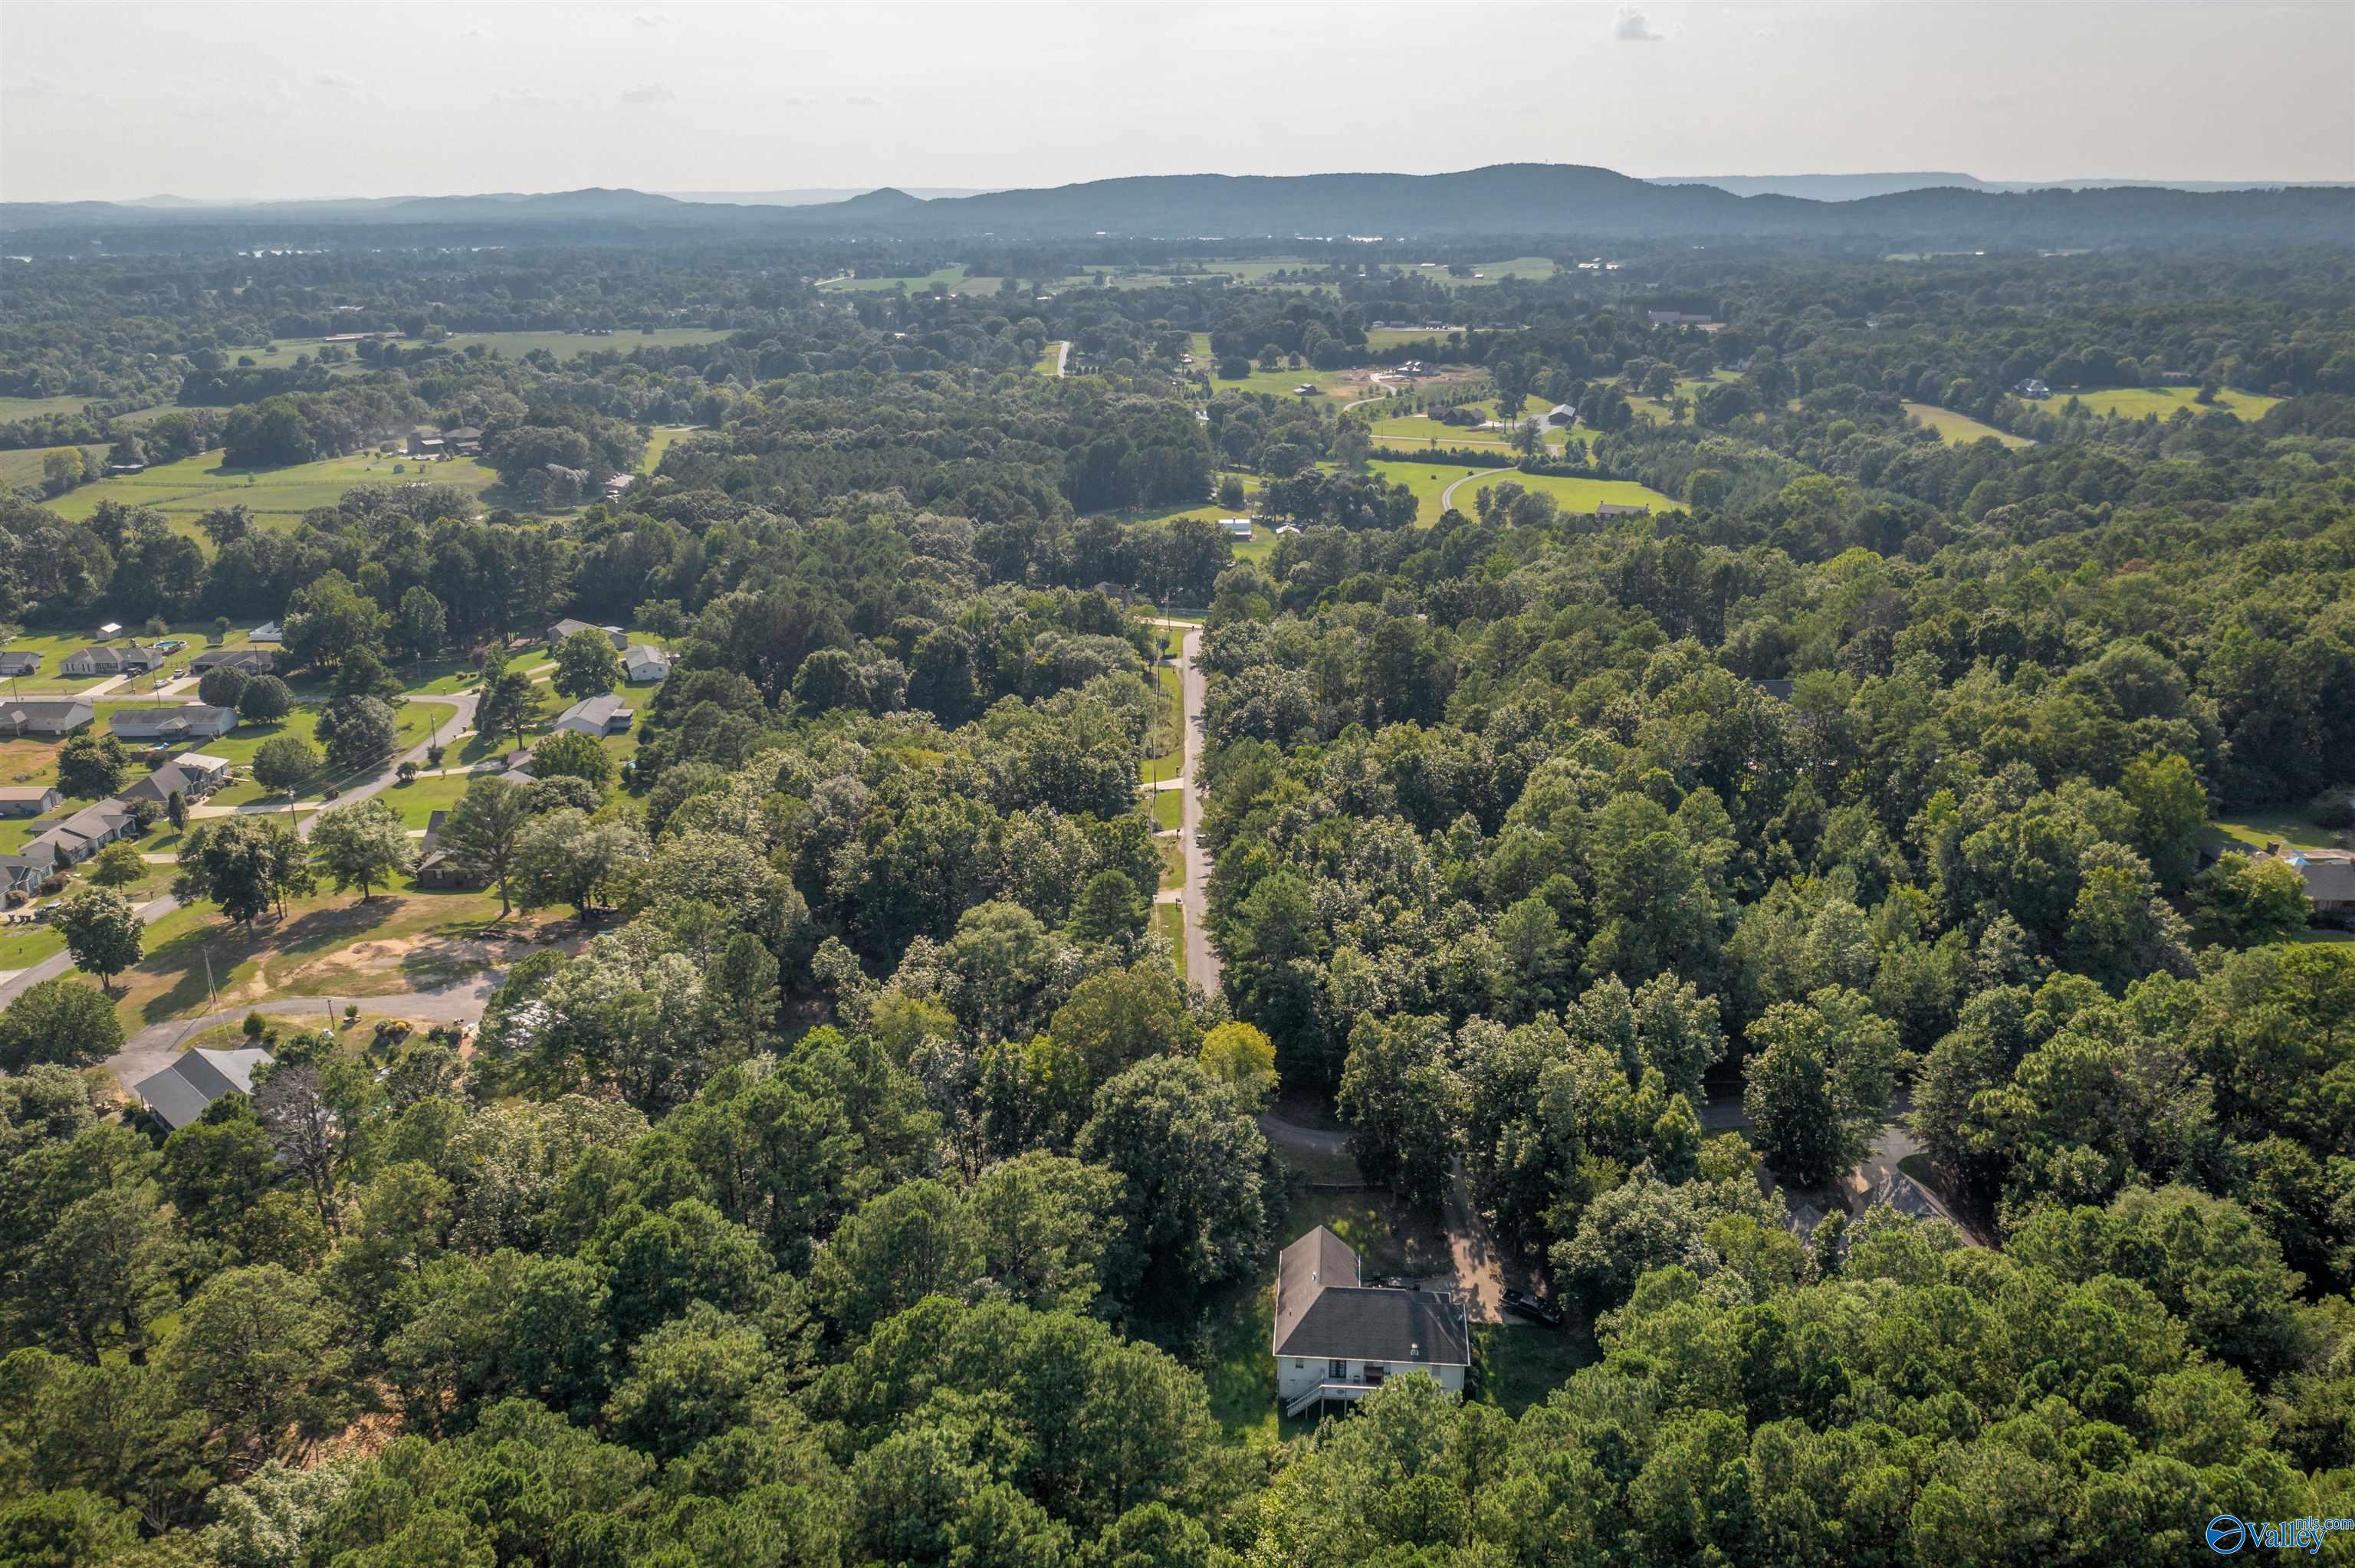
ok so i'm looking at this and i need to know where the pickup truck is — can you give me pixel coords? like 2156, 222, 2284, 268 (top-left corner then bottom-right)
1500, 1286, 1565, 1330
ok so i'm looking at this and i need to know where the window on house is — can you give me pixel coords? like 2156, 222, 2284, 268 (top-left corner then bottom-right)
1328, 1358, 1347, 1380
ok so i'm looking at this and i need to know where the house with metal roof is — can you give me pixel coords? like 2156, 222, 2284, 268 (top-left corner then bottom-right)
133, 1047, 274, 1130
1272, 1226, 1470, 1418
0, 699, 93, 738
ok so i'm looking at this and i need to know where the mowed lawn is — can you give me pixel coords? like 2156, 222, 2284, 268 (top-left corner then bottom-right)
48, 448, 502, 530
0, 444, 107, 491
2209, 809, 2347, 855
1905, 402, 2035, 448
1368, 459, 1677, 524
0, 393, 104, 420
2038, 385, 2281, 422
1184, 334, 1358, 399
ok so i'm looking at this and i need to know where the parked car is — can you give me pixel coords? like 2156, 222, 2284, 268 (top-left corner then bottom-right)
1500, 1286, 1564, 1329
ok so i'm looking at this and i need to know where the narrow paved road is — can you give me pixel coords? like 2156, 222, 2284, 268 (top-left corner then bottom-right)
100, 975, 501, 1095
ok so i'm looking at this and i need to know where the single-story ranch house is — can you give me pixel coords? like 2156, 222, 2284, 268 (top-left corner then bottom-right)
110, 706, 239, 743
553, 693, 634, 736
548, 619, 629, 651
0, 700, 93, 737
61, 643, 167, 678
135, 1047, 274, 1131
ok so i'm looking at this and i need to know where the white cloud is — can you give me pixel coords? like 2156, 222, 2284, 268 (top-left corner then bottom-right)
314, 71, 360, 93
632, 10, 667, 27
1614, 7, 1665, 42
621, 82, 675, 105
842, 93, 880, 107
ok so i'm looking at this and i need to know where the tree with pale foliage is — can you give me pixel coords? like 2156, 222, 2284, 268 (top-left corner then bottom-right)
309, 799, 415, 902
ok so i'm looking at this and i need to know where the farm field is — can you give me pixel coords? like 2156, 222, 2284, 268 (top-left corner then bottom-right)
0, 394, 103, 420
1628, 371, 1744, 423
1369, 459, 1677, 524
1905, 402, 2035, 448
1184, 333, 1358, 399
639, 425, 701, 474
0, 444, 106, 491
816, 266, 970, 293
1034, 342, 1065, 376
47, 448, 503, 530
1364, 326, 1464, 349
2038, 385, 2281, 422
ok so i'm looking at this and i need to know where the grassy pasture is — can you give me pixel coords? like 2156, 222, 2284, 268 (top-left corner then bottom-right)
2040, 385, 2280, 422
0, 444, 107, 491
0, 394, 103, 421
1904, 403, 2035, 448
47, 448, 503, 533
1184, 333, 1358, 399
816, 266, 969, 294
2209, 809, 2346, 855
242, 327, 732, 368
1364, 326, 1464, 349
1368, 459, 1677, 525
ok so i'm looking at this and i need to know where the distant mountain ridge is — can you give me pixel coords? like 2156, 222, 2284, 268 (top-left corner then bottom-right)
1657, 172, 2345, 200
6, 163, 2350, 248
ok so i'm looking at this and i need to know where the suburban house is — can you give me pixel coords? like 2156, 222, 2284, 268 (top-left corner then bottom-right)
622, 644, 672, 683
0, 651, 40, 677
0, 699, 94, 738
1272, 1227, 1471, 1419
27, 799, 137, 868
122, 757, 228, 808
2268, 843, 2355, 920
133, 1046, 274, 1131
61, 642, 166, 677
492, 749, 538, 786
443, 426, 484, 455
603, 473, 636, 500
413, 809, 478, 888
110, 705, 238, 744
553, 693, 634, 736
175, 753, 232, 791
2015, 379, 2053, 399
0, 786, 61, 818
190, 648, 276, 675
0, 853, 54, 897
1220, 518, 1254, 539
547, 618, 629, 651
1595, 502, 1652, 520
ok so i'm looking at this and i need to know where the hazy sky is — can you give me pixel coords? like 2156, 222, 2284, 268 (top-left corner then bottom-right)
4, 1, 2350, 202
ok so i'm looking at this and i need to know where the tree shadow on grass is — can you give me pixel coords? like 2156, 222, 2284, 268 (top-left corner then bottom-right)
136, 898, 409, 1025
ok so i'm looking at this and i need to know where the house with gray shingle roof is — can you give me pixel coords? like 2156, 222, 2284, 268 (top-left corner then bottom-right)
1272, 1226, 1470, 1418
553, 692, 633, 736
134, 1047, 274, 1130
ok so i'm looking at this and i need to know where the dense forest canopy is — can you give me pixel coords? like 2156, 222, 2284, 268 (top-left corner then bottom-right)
0, 214, 2352, 1566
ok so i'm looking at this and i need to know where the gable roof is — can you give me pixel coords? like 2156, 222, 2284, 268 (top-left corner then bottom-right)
1273, 1226, 1470, 1367
2280, 848, 2355, 904
557, 692, 631, 729
133, 1046, 274, 1130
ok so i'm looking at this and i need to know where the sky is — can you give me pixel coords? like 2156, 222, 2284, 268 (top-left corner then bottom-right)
3, 0, 2350, 203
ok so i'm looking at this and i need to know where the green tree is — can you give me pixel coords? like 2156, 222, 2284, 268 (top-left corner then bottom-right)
54, 886, 143, 992
513, 809, 649, 917
552, 629, 625, 700
435, 776, 533, 915
168, 1264, 354, 1470
1742, 986, 1900, 1188
475, 654, 540, 750
1065, 868, 1145, 944
197, 663, 251, 709
527, 727, 616, 789
309, 798, 415, 900
1338, 1012, 1459, 1208
320, 694, 398, 776
1197, 1020, 1277, 1107
251, 733, 321, 794
87, 840, 145, 887
56, 733, 129, 799
394, 586, 447, 663
176, 816, 312, 923
2189, 854, 2312, 946
1075, 1056, 1268, 1306
237, 673, 294, 723
0, 977, 123, 1071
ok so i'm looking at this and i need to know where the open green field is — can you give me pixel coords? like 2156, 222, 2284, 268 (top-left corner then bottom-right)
2038, 385, 2280, 422
376, 770, 477, 828
1905, 402, 2035, 448
0, 444, 107, 491
47, 448, 503, 530
1035, 342, 1065, 377
1365, 326, 1464, 349
0, 394, 103, 421
1184, 333, 1358, 399
1627, 371, 1744, 424
255, 327, 733, 366
639, 425, 701, 474
816, 266, 970, 294
2209, 808, 2347, 855
1368, 459, 1677, 524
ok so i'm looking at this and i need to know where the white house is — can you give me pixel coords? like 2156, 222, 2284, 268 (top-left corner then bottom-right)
110, 705, 238, 743
1272, 1227, 1470, 1419
622, 644, 672, 683
553, 692, 634, 736
1220, 518, 1254, 539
